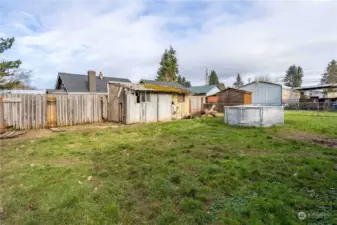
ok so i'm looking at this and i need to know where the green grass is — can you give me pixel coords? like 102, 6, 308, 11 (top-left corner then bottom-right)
1, 111, 336, 225
285, 110, 337, 136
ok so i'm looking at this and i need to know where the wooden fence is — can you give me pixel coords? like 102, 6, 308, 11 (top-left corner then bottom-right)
0, 94, 107, 130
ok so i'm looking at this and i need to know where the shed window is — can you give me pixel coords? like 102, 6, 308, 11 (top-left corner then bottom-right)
136, 92, 151, 103
136, 92, 141, 103
146, 92, 151, 102
178, 94, 185, 102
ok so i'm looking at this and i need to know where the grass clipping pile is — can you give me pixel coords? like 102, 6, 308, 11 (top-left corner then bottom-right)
183, 104, 218, 119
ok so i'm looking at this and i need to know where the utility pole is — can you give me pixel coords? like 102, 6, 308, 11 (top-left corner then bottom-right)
205, 67, 209, 85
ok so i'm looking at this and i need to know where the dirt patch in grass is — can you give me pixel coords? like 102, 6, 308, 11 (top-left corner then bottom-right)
279, 130, 337, 149
0, 123, 121, 146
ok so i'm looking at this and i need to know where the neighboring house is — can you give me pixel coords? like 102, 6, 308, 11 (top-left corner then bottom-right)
46, 70, 131, 94
187, 85, 221, 97
217, 88, 252, 106
139, 80, 190, 118
107, 82, 190, 124
282, 86, 300, 104
240, 81, 282, 106
187, 85, 221, 112
206, 94, 218, 103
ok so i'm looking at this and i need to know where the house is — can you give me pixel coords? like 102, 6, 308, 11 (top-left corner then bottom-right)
240, 81, 282, 106
139, 80, 190, 118
187, 85, 221, 112
107, 82, 190, 124
46, 70, 131, 94
206, 94, 218, 103
187, 85, 221, 97
217, 88, 252, 106
282, 86, 300, 104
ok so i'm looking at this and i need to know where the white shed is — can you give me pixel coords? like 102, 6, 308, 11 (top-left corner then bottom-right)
240, 81, 282, 106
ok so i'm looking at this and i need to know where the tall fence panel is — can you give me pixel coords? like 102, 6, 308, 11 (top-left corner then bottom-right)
0, 93, 108, 130
0, 94, 47, 130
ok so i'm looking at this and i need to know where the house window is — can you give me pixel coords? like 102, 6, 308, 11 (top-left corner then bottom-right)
178, 94, 185, 102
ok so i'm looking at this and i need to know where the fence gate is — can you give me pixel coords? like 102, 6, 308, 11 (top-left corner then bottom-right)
47, 96, 57, 127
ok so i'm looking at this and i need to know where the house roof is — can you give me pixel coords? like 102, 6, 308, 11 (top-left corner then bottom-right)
187, 85, 219, 94
240, 81, 282, 88
57, 72, 131, 93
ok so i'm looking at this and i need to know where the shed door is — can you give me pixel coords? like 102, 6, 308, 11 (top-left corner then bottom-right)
244, 93, 252, 104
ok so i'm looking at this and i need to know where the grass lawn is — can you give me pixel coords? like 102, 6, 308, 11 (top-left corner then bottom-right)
1, 111, 336, 225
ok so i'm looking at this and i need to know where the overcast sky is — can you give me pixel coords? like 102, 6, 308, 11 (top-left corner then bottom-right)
1, 0, 337, 89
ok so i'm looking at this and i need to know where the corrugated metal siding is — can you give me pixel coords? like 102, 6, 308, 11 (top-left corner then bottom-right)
240, 83, 282, 106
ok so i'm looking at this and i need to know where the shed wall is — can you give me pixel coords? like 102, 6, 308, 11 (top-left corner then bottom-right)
218, 89, 246, 106
108, 83, 126, 122
126, 92, 172, 124
240, 83, 282, 106
189, 96, 205, 113
172, 94, 189, 119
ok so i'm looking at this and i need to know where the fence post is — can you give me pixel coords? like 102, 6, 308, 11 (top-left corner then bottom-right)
0, 96, 4, 129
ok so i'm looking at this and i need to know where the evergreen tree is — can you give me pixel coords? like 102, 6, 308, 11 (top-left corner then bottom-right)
208, 70, 219, 85
0, 37, 25, 89
177, 74, 182, 84
182, 77, 186, 84
321, 59, 337, 84
255, 75, 272, 83
283, 65, 303, 88
184, 81, 191, 88
233, 73, 244, 88
156, 46, 179, 82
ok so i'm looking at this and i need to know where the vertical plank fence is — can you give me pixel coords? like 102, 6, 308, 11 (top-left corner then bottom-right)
0, 94, 107, 130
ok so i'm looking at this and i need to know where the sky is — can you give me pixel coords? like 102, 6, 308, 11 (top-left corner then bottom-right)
1, 0, 337, 90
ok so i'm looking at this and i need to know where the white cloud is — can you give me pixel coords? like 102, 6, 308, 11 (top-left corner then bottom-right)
0, 0, 336, 89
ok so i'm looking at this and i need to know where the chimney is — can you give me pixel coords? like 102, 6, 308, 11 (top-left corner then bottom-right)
99, 71, 103, 80
88, 70, 96, 92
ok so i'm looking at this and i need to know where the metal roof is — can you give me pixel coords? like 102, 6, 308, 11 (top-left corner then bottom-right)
294, 83, 337, 91
187, 85, 218, 94
240, 81, 282, 88
58, 72, 131, 93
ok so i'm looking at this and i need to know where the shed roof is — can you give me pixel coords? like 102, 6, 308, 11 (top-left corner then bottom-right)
109, 82, 190, 94
187, 85, 218, 94
139, 80, 190, 94
57, 72, 131, 93
240, 81, 282, 88
218, 88, 252, 94
140, 80, 187, 89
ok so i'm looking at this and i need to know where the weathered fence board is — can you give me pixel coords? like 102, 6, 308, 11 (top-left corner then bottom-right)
0, 94, 107, 130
